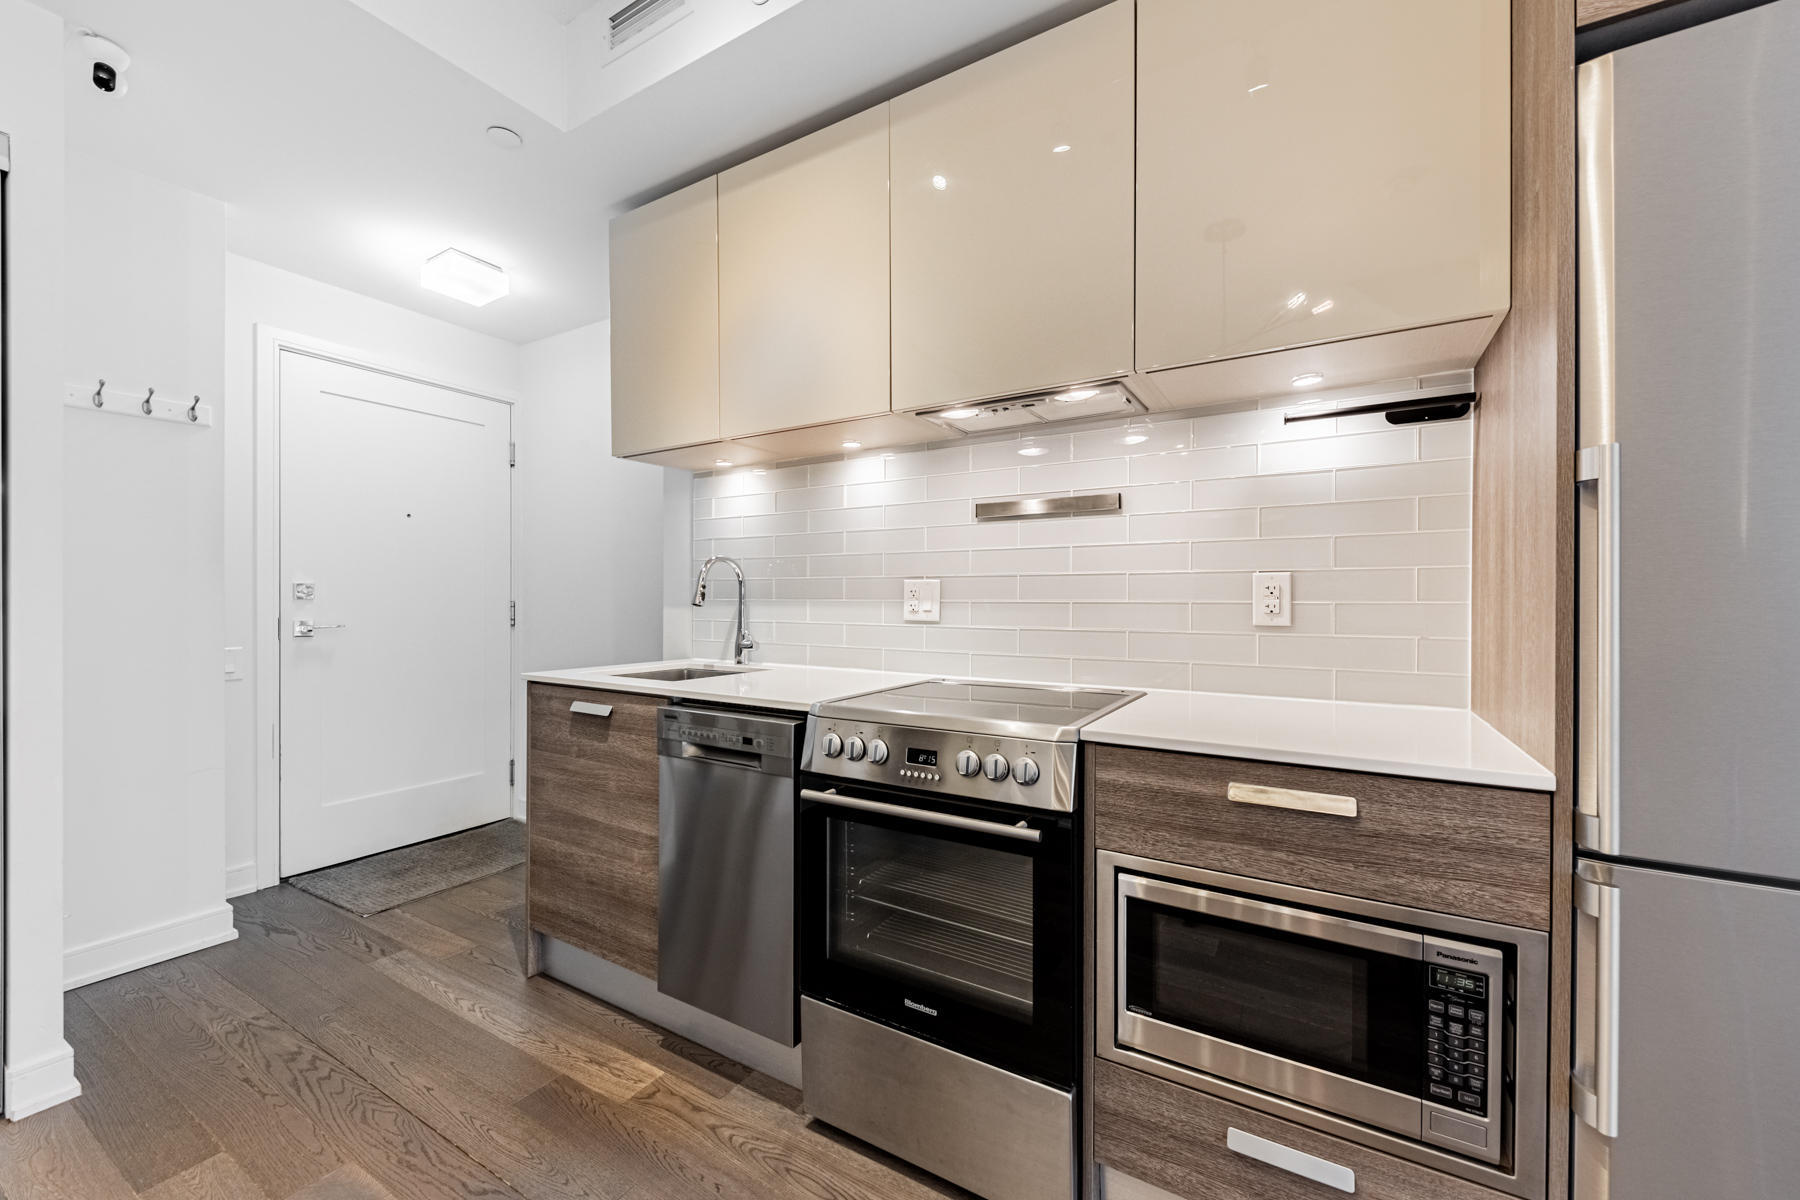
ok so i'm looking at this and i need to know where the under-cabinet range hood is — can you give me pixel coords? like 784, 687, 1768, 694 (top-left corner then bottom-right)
917, 380, 1144, 435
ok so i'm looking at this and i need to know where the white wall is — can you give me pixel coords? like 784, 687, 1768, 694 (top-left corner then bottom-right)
2, 0, 76, 1120
223, 255, 522, 889
515, 321, 668, 813
692, 386, 1475, 706
62, 152, 234, 990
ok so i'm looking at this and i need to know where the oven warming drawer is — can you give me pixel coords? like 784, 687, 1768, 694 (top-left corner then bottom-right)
801, 997, 1075, 1200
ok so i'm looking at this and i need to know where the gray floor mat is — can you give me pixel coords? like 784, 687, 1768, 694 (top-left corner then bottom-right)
286, 819, 525, 915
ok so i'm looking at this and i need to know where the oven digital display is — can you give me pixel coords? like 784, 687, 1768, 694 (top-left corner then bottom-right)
906, 748, 938, 767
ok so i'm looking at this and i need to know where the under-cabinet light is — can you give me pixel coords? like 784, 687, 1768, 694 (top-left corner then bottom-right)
1055, 388, 1100, 403
841, 441, 862, 449
421, 248, 508, 307
1018, 445, 1049, 457
940, 408, 980, 419
931, 175, 948, 190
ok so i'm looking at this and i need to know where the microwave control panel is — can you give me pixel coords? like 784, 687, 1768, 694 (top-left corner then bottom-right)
1419, 936, 1506, 1164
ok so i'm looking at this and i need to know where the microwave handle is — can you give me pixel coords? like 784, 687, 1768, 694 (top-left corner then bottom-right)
800, 788, 1042, 844
1572, 863, 1621, 1137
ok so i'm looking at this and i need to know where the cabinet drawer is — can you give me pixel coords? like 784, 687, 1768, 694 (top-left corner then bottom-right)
1094, 1059, 1507, 1200
1091, 746, 1550, 930
526, 684, 663, 977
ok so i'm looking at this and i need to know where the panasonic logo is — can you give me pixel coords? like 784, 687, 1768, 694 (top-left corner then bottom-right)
1435, 951, 1481, 965
904, 999, 938, 1016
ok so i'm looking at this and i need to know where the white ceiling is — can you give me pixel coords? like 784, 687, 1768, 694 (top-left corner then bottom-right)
531, 0, 608, 24
49, 0, 1105, 344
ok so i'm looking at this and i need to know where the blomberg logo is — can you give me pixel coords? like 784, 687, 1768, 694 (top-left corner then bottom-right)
1434, 951, 1481, 965
904, 999, 938, 1016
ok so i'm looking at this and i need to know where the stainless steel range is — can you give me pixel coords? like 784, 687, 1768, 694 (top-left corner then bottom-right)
796, 679, 1141, 1200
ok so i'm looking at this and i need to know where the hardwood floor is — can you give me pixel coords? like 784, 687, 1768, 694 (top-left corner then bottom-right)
0, 866, 976, 1200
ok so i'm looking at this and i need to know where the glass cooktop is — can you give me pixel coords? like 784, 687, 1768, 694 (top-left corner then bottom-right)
814, 679, 1143, 742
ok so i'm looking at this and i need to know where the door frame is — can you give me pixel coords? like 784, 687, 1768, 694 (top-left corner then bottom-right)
252, 324, 518, 890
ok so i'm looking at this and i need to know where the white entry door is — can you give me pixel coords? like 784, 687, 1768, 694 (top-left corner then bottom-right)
279, 351, 512, 875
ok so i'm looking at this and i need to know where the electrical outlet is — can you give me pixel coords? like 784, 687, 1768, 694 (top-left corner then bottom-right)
903, 578, 941, 623
1252, 571, 1292, 626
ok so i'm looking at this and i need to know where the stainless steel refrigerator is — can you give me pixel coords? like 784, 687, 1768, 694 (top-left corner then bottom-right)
1575, 3, 1800, 1198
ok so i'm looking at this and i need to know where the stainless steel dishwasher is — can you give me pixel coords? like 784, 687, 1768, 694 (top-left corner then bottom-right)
657, 705, 802, 1046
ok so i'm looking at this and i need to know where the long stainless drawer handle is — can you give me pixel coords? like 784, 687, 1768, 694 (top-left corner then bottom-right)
569, 701, 613, 718
1226, 1128, 1355, 1194
800, 788, 1042, 843
1577, 442, 1621, 853
1573, 863, 1621, 1137
1228, 782, 1357, 818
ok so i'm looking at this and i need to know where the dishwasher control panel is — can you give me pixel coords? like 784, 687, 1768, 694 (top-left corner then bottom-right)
803, 718, 1077, 813
657, 706, 799, 775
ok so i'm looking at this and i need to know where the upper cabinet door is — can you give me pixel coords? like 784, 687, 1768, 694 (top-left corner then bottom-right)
1136, 0, 1511, 373
720, 106, 891, 440
890, 0, 1134, 413
610, 176, 720, 457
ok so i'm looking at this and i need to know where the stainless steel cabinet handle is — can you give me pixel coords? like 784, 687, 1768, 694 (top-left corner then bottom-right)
1228, 782, 1357, 818
800, 788, 1042, 843
1577, 443, 1621, 853
1573, 862, 1621, 1137
1225, 1128, 1355, 1194
569, 701, 614, 718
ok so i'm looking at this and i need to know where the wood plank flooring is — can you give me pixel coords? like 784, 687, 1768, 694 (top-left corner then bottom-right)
0, 866, 975, 1200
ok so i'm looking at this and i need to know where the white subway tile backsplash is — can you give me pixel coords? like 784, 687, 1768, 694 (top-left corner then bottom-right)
1335, 530, 1471, 568
697, 404, 1474, 707
1261, 498, 1416, 537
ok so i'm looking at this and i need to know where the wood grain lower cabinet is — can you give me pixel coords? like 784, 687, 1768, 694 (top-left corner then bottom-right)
1094, 1059, 1506, 1200
1092, 745, 1551, 930
526, 683, 661, 978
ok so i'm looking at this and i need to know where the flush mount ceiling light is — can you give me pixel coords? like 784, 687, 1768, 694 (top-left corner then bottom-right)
421, 248, 508, 306
931, 175, 948, 190
1292, 372, 1326, 387
486, 125, 523, 149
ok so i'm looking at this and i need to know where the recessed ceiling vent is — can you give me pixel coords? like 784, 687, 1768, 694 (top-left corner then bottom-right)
609, 0, 685, 49
920, 381, 1145, 435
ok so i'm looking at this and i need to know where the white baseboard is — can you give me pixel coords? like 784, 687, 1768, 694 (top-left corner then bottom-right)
64, 904, 239, 990
4, 1041, 82, 1119
225, 861, 261, 898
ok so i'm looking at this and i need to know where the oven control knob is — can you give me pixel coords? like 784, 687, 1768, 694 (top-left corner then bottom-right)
846, 736, 866, 761
955, 749, 981, 777
869, 739, 889, 764
1014, 757, 1040, 785
821, 732, 844, 758
983, 753, 1010, 782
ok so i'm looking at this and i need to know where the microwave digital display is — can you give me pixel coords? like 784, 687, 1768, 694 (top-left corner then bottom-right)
906, 748, 938, 767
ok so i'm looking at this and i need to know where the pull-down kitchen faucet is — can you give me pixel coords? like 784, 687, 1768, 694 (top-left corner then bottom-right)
692, 555, 756, 664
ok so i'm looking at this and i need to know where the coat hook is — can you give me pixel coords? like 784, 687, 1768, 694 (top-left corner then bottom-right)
92, 379, 106, 408
141, 386, 155, 416
188, 395, 201, 423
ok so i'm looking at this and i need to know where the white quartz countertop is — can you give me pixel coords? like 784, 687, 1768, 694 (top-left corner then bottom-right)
521, 660, 931, 713
1077, 689, 1555, 792
525, 661, 1554, 790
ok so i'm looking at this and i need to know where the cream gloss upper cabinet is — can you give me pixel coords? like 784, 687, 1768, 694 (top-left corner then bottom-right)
1136, 0, 1510, 408
890, 0, 1134, 414
610, 176, 721, 459
720, 105, 891, 439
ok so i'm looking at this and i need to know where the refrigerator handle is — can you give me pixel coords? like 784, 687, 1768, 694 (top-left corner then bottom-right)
1577, 443, 1621, 853
1573, 862, 1621, 1137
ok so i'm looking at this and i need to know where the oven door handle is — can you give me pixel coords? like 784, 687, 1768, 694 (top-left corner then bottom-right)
800, 788, 1043, 843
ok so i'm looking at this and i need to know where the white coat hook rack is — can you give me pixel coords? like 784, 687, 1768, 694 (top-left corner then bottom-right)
66, 379, 212, 427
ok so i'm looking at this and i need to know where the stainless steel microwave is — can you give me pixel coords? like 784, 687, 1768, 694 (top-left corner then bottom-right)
1096, 850, 1549, 1200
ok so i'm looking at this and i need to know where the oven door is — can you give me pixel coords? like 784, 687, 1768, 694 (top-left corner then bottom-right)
1116, 871, 1435, 1141
798, 781, 1077, 1088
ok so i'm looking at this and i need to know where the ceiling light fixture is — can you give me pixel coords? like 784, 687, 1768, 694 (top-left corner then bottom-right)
421, 248, 509, 307
486, 125, 523, 149
1311, 299, 1334, 314
1292, 372, 1325, 387
932, 175, 948, 190
1286, 292, 1307, 309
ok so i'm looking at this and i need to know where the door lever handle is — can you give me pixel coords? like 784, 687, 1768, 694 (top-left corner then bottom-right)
293, 620, 347, 637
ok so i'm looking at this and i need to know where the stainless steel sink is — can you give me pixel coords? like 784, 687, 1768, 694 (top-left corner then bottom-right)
615, 666, 761, 682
